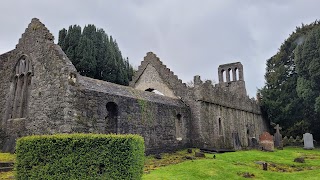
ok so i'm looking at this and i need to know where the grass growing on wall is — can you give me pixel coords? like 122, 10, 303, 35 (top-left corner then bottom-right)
137, 99, 154, 125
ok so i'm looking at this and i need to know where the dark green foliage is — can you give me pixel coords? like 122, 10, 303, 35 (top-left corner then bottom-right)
15, 134, 145, 180
260, 20, 320, 140
295, 26, 320, 139
58, 25, 134, 85
285, 120, 310, 138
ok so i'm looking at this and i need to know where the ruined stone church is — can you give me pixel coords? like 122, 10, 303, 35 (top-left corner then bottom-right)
0, 18, 269, 154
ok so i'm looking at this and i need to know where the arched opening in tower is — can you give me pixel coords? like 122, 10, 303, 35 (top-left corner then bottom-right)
221, 69, 226, 82
228, 68, 232, 82
235, 67, 238, 81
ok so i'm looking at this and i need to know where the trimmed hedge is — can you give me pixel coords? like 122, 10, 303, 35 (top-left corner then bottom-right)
15, 133, 145, 180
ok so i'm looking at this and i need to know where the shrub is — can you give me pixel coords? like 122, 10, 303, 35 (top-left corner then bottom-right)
15, 133, 145, 180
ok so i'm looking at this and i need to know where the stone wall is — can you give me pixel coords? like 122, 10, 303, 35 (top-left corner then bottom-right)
69, 76, 191, 154
0, 18, 270, 153
14, 19, 77, 136
0, 19, 78, 152
0, 51, 14, 128
189, 75, 269, 149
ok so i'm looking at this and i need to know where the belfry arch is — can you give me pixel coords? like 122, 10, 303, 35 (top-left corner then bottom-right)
218, 62, 244, 83
4, 55, 33, 122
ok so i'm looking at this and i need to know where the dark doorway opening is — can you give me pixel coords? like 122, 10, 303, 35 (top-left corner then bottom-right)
175, 114, 182, 140
105, 102, 118, 134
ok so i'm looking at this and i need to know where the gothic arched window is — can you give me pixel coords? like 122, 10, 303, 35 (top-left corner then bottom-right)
4, 55, 33, 120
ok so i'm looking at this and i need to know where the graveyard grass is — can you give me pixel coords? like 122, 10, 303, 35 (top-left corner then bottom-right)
0, 153, 15, 179
1, 147, 320, 179
143, 147, 320, 180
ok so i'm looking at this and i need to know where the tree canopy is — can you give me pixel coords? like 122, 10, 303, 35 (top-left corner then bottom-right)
58, 25, 134, 86
260, 21, 320, 140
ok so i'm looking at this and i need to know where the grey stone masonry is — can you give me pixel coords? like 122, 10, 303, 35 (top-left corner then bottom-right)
0, 18, 270, 153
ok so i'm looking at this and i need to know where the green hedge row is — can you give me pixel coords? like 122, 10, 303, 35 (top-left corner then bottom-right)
15, 133, 145, 180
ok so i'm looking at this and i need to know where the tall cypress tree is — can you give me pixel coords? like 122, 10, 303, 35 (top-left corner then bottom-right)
58, 24, 134, 86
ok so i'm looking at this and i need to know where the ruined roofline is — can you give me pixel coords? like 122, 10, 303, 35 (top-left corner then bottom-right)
78, 75, 186, 107
129, 52, 188, 97
0, 50, 14, 60
194, 76, 261, 114
16, 18, 54, 49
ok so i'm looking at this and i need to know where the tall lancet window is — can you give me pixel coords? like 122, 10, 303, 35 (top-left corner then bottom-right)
5, 55, 33, 120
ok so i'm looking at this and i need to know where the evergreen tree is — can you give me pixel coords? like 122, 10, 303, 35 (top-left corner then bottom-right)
58, 24, 134, 86
260, 20, 320, 139
295, 26, 320, 138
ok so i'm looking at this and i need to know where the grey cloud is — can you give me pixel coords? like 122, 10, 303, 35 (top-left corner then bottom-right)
1, 0, 319, 97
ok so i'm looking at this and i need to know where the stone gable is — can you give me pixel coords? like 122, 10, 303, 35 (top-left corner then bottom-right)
0, 18, 270, 153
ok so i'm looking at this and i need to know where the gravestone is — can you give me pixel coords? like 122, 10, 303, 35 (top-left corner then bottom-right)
303, 133, 314, 150
273, 124, 283, 149
259, 132, 274, 151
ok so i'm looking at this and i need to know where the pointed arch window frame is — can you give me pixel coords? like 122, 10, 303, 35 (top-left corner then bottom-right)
4, 54, 33, 121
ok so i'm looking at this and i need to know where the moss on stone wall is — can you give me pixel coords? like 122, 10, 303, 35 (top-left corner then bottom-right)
137, 99, 155, 125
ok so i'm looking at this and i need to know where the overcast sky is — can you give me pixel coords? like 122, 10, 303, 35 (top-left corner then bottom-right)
1, 0, 319, 97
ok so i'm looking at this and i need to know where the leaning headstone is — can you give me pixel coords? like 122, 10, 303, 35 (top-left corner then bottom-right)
274, 124, 283, 149
259, 132, 274, 151
303, 133, 314, 150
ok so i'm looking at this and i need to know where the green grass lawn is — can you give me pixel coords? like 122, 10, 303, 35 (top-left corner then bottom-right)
143, 147, 320, 180
0, 153, 15, 180
1, 147, 320, 179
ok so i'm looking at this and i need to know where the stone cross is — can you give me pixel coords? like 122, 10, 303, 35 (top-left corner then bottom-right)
274, 124, 282, 134
273, 124, 283, 149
